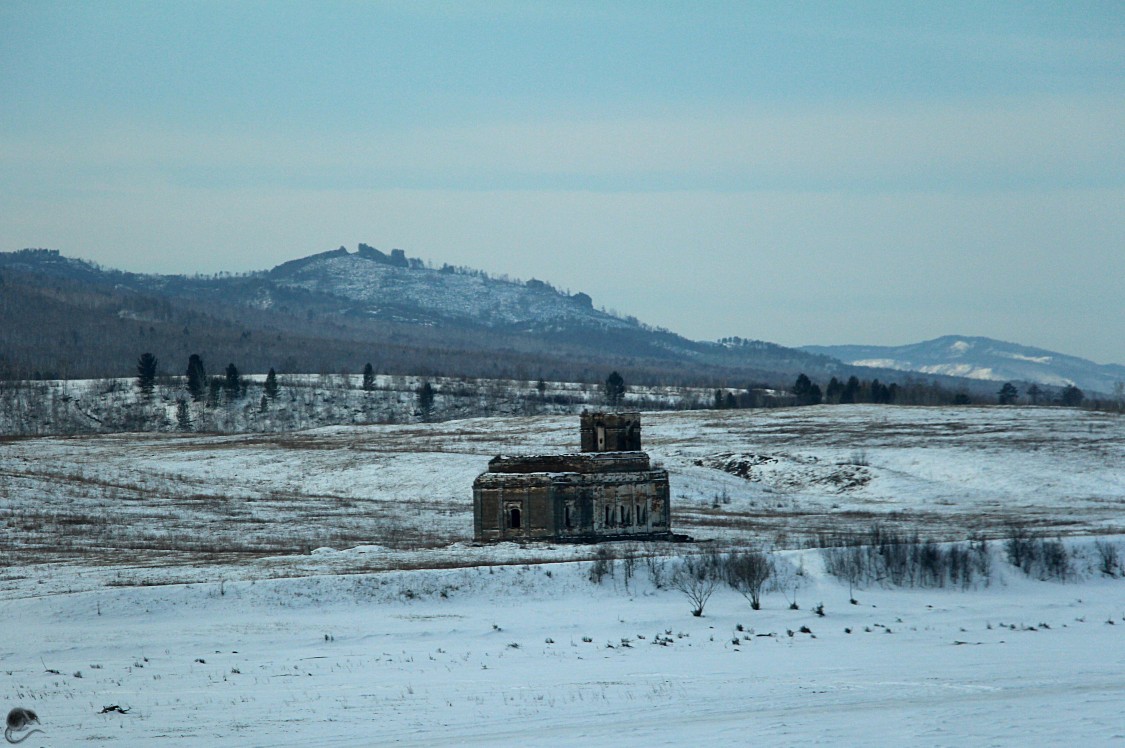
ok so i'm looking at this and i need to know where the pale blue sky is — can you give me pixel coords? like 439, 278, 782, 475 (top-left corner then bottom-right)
2, 2, 1123, 363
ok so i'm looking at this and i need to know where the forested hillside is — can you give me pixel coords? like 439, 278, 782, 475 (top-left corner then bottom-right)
0, 247, 855, 387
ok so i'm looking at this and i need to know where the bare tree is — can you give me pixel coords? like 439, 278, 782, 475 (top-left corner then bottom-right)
671, 554, 719, 617
725, 549, 772, 610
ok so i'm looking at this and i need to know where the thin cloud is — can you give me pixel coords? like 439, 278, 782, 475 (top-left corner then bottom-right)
4, 94, 1121, 194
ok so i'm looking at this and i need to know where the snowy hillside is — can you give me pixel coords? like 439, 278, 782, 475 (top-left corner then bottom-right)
267, 247, 625, 331
801, 335, 1125, 396
3, 405, 1122, 577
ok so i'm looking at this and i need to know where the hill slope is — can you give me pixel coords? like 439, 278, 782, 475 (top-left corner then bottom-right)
0, 246, 844, 384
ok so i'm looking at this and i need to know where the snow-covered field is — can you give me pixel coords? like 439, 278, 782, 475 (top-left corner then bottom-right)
2, 405, 1123, 744
4, 552, 1124, 746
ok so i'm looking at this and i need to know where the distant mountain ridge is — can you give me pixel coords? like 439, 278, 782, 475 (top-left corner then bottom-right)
800, 336, 1125, 396
8, 247, 1111, 399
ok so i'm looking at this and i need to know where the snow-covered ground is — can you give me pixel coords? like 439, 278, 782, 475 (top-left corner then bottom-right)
2, 405, 1121, 579
2, 405, 1123, 744
3, 549, 1123, 746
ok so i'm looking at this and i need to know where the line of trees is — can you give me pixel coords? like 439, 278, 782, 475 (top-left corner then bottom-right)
144, 357, 634, 431
144, 352, 1103, 419
175, 353, 249, 406
996, 381, 1084, 407
756, 373, 1095, 409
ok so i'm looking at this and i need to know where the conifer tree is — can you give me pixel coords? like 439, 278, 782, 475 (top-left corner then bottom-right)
224, 363, 242, 400
186, 354, 206, 402
605, 371, 626, 408
1060, 384, 1084, 407
136, 352, 158, 397
264, 368, 279, 401
825, 376, 843, 404
792, 373, 822, 405
417, 381, 435, 420
175, 398, 192, 431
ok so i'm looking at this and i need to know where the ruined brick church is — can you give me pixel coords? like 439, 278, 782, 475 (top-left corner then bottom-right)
473, 411, 672, 542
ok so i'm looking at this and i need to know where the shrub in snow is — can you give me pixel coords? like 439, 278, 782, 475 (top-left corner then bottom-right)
820, 525, 993, 590
588, 547, 616, 585
1094, 540, 1120, 577
1003, 526, 1072, 581
670, 554, 720, 617
644, 554, 668, 589
1037, 538, 1071, 581
620, 543, 639, 589
1005, 524, 1038, 573
725, 548, 772, 610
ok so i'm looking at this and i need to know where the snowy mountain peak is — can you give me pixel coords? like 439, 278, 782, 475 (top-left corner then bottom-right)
801, 336, 1125, 396
949, 339, 972, 355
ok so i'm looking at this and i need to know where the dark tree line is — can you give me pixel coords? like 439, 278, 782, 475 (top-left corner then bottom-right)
772, 373, 1090, 409
793, 373, 823, 405
712, 387, 772, 410
996, 381, 1084, 407
123, 347, 1105, 422
823, 375, 894, 404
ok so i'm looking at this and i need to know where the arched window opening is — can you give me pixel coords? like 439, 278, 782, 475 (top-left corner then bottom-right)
509, 506, 521, 530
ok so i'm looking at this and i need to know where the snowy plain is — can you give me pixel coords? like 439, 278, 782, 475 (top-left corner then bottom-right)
2, 405, 1123, 745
